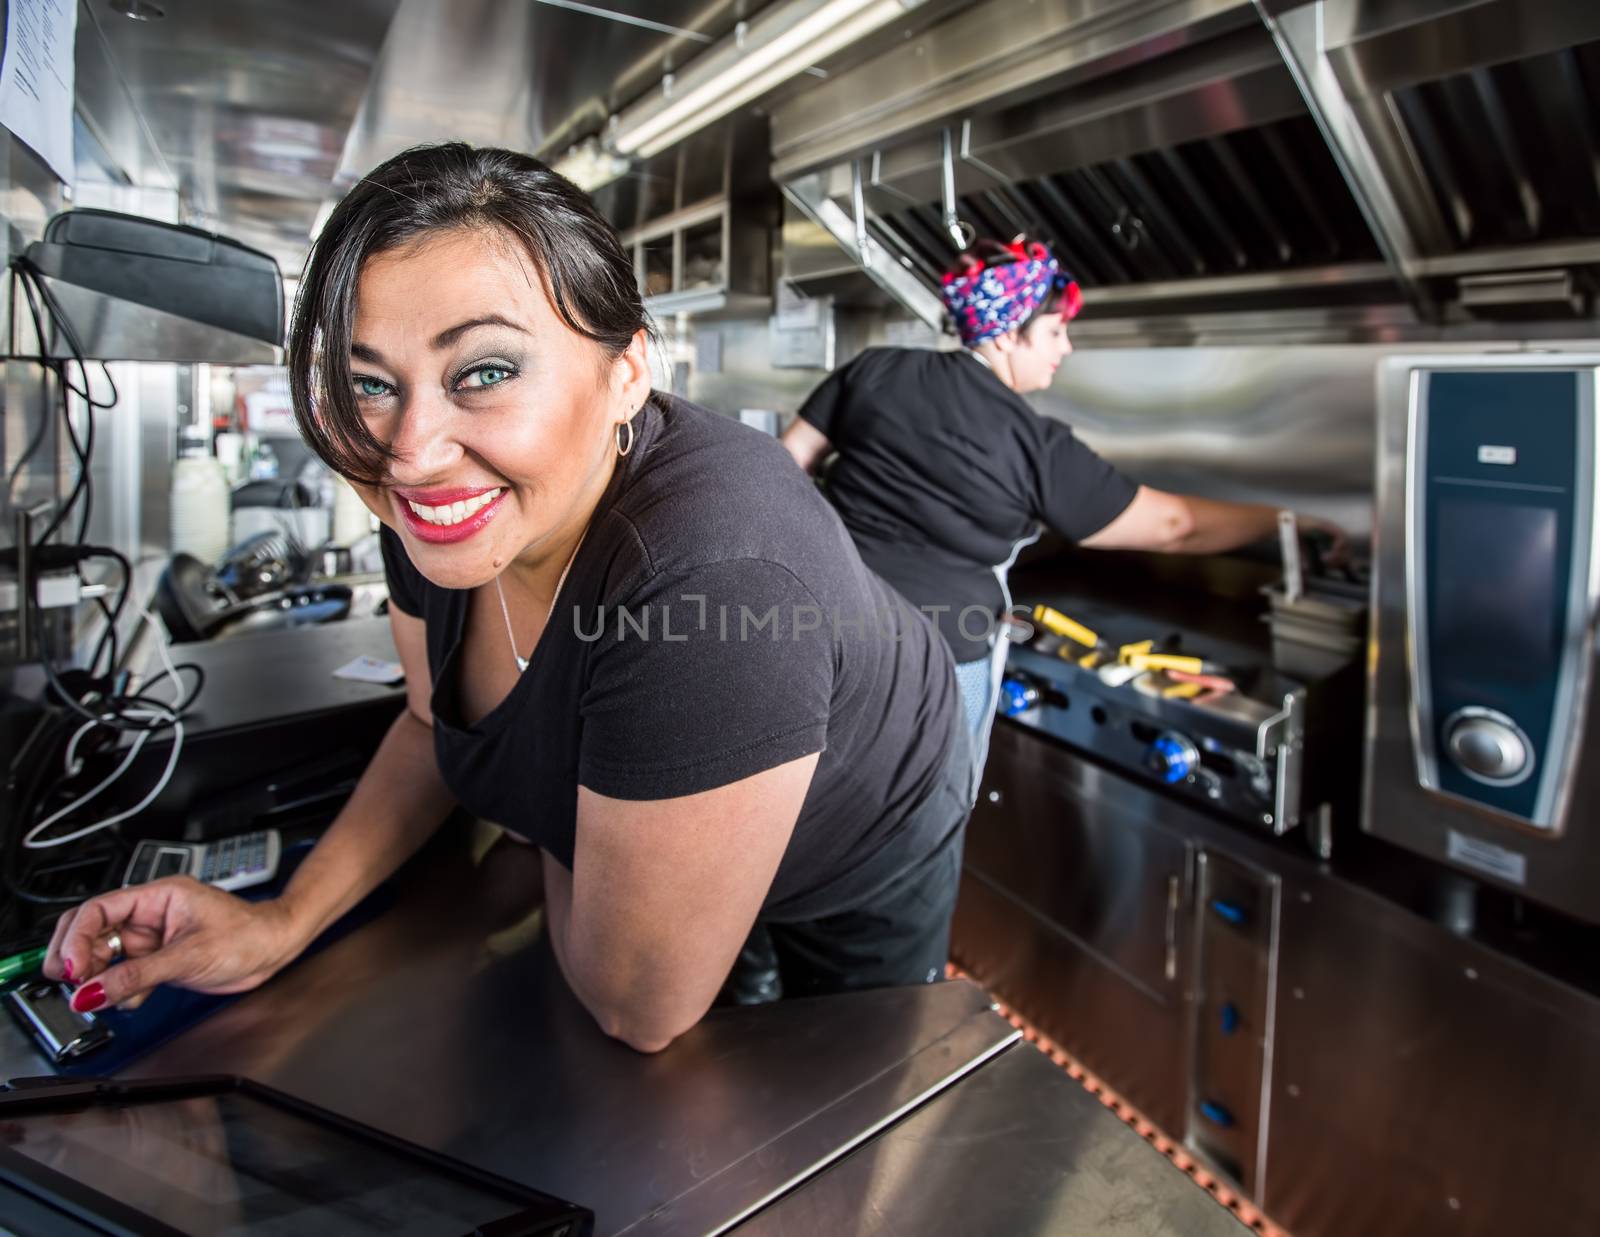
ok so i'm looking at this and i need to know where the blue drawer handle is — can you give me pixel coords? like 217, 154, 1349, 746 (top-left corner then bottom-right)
1210, 899, 1246, 926
1199, 1100, 1235, 1129
1220, 1001, 1240, 1035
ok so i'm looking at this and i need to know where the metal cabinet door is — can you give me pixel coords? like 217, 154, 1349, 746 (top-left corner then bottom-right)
953, 721, 1195, 1134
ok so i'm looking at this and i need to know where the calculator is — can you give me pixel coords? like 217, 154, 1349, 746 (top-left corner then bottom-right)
122, 829, 282, 893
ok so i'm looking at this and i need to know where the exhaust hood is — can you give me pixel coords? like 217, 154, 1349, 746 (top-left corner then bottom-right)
1261, 0, 1600, 319
773, 0, 1600, 335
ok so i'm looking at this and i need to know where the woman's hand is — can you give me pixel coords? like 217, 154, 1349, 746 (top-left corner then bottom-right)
1297, 515, 1353, 570
42, 877, 307, 1012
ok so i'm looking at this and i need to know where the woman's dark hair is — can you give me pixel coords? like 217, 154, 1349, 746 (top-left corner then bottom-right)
944, 234, 1072, 330
288, 142, 649, 484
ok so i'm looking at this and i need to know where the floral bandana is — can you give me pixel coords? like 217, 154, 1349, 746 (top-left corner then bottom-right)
939, 239, 1083, 347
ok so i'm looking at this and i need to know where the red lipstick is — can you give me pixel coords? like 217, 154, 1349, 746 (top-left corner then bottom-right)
395, 487, 508, 545
394, 486, 499, 505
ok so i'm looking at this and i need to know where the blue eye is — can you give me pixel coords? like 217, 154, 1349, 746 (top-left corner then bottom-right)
460, 365, 512, 390
354, 376, 390, 398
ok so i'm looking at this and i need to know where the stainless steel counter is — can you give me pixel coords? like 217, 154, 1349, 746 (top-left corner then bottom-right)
742, 1040, 1246, 1236
2, 824, 1246, 1235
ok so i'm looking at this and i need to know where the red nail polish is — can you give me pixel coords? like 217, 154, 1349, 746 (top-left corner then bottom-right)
62, 958, 75, 983
71, 982, 105, 1014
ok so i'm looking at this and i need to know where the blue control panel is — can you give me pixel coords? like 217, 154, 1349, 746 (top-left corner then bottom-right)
1413, 369, 1592, 827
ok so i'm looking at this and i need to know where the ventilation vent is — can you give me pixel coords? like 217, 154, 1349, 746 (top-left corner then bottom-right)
871, 114, 1383, 295
1390, 37, 1600, 253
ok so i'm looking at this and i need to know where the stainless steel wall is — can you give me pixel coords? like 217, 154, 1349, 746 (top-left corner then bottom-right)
0, 0, 210, 677
2, 133, 74, 683
1047, 337, 1600, 540
658, 309, 906, 418
2, 141, 68, 523
661, 307, 1600, 544
1039, 345, 1387, 538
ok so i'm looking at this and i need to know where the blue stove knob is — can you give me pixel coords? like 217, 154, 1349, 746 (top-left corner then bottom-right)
1146, 732, 1199, 784
999, 677, 1040, 717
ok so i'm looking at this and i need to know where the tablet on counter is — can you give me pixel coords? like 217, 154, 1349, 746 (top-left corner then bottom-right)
0, 1073, 591, 1236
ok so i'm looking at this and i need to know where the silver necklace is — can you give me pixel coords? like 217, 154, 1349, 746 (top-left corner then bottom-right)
492, 531, 586, 673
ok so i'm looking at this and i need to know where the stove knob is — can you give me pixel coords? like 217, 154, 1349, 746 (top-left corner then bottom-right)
999, 676, 1040, 718
1146, 732, 1199, 784
1446, 712, 1530, 783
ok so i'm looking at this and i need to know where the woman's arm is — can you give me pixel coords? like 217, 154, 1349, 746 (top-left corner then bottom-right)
780, 418, 833, 475
543, 752, 820, 1053
47, 608, 458, 1006
1080, 485, 1349, 560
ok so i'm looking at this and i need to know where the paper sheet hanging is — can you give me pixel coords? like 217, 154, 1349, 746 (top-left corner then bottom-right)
0, 0, 77, 186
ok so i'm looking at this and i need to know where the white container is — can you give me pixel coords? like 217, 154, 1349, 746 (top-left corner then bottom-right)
332, 475, 374, 546
170, 457, 231, 565
295, 505, 331, 549
214, 432, 247, 483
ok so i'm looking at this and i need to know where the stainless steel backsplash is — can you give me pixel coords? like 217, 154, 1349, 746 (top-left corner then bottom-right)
665, 309, 1600, 545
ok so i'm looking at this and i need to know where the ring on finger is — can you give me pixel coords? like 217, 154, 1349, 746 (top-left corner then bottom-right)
104, 931, 123, 959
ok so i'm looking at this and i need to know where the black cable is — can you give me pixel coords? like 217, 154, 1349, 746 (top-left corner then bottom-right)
72, 546, 200, 717
19, 258, 115, 409
22, 276, 91, 547
12, 260, 118, 548
8, 262, 129, 682
16, 261, 51, 370
91, 595, 119, 676
4, 267, 59, 503
0, 266, 178, 912
17, 267, 89, 546
15, 653, 195, 861
31, 596, 178, 734
27, 566, 202, 734
13, 608, 196, 873
0, 710, 92, 907
129, 662, 205, 716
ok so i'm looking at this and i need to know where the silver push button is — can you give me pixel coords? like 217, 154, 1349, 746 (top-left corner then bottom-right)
1446, 711, 1531, 784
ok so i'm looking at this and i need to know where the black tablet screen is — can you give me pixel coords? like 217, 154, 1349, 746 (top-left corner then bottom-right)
2, 1090, 530, 1234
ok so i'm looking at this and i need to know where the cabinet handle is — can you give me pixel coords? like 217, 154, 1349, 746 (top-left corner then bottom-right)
1164, 874, 1180, 981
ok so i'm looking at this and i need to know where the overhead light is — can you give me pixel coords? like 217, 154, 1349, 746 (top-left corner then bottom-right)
550, 139, 633, 194
614, 0, 919, 160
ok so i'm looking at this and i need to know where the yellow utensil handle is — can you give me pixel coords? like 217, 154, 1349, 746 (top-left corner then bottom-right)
1032, 604, 1100, 649
1130, 653, 1206, 674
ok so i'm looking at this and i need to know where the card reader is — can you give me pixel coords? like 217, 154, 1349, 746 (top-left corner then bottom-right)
4, 980, 114, 1064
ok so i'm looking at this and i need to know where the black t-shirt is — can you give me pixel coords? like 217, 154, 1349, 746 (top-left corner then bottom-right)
381, 392, 961, 923
798, 347, 1138, 662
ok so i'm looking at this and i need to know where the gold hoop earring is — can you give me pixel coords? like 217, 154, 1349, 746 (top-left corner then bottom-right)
615, 418, 635, 457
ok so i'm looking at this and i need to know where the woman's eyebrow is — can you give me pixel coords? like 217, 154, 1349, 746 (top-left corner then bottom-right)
348, 315, 528, 364
431, 314, 528, 349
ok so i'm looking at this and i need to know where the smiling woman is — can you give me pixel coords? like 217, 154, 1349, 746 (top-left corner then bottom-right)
43, 143, 971, 1054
